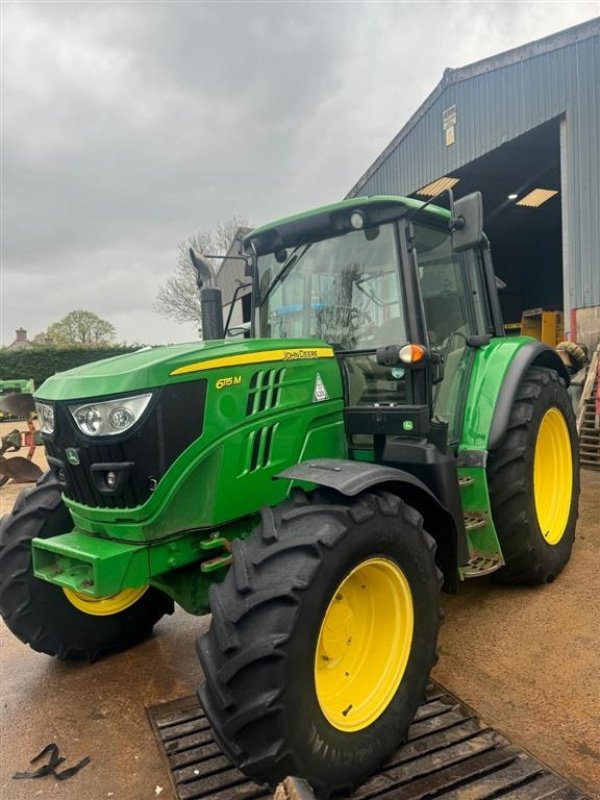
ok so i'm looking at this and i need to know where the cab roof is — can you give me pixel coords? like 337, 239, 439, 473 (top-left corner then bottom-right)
244, 195, 449, 256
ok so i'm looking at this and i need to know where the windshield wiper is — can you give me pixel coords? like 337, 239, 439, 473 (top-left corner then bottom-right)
259, 244, 309, 307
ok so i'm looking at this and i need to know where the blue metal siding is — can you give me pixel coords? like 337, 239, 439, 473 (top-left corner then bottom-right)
569, 34, 600, 308
351, 28, 600, 310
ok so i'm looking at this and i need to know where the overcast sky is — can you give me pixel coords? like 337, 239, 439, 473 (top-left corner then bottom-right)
2, 1, 598, 346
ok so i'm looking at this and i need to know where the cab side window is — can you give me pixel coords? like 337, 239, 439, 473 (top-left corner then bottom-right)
414, 226, 484, 441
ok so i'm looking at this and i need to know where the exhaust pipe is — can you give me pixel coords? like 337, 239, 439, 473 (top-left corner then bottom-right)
200, 287, 224, 340
189, 248, 225, 341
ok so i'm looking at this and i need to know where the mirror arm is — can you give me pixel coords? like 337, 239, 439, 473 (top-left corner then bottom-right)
408, 187, 464, 229
407, 188, 474, 234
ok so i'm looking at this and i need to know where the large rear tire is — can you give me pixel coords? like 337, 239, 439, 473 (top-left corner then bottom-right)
0, 474, 174, 659
488, 366, 579, 584
197, 490, 442, 797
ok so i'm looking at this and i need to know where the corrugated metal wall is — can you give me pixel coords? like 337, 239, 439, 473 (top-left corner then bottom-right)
349, 22, 600, 311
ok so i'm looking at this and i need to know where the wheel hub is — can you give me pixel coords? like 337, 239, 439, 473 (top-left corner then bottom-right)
314, 557, 414, 732
533, 407, 572, 546
63, 586, 148, 616
319, 597, 354, 663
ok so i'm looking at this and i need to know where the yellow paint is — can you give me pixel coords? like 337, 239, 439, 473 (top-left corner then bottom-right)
215, 375, 243, 390
314, 557, 414, 732
533, 407, 573, 545
170, 347, 334, 376
63, 586, 148, 616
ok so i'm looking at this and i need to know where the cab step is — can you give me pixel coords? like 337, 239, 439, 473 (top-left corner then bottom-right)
463, 513, 488, 531
461, 553, 504, 577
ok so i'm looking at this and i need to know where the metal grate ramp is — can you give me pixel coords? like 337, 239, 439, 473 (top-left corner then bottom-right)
148, 684, 591, 800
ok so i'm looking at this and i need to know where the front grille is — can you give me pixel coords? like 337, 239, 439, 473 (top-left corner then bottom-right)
45, 380, 206, 509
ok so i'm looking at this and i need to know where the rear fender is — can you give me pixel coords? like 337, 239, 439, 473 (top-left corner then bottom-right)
488, 343, 569, 450
279, 459, 459, 592
461, 338, 569, 453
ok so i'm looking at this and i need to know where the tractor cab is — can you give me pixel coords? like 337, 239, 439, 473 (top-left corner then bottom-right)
230, 194, 500, 570
245, 194, 497, 448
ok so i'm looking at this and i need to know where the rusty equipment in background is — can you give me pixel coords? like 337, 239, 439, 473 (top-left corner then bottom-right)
0, 392, 44, 487
0, 378, 35, 420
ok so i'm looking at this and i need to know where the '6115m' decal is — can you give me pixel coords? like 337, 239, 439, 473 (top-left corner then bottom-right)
215, 376, 242, 390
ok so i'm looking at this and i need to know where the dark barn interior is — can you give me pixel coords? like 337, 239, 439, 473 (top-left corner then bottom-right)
413, 119, 564, 328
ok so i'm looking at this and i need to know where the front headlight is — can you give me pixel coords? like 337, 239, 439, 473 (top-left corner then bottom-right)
35, 401, 55, 434
69, 393, 152, 437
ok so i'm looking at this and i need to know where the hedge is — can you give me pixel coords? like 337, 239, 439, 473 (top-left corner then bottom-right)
0, 346, 140, 388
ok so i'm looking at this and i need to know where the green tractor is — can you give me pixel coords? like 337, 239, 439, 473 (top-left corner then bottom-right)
0, 193, 579, 796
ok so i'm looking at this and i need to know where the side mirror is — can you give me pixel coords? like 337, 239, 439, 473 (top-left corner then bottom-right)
451, 191, 483, 252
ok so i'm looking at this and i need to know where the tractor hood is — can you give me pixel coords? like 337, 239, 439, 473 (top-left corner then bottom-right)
34, 338, 334, 401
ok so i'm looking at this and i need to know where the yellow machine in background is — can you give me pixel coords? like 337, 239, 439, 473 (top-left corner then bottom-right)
505, 308, 564, 346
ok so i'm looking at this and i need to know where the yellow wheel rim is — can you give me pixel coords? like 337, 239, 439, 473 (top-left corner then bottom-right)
314, 557, 414, 732
533, 407, 572, 546
63, 586, 148, 616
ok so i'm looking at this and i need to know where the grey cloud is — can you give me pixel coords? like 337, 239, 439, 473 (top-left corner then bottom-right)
2, 0, 597, 346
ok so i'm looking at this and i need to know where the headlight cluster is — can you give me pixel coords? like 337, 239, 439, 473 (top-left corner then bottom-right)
35, 402, 55, 434
69, 393, 152, 437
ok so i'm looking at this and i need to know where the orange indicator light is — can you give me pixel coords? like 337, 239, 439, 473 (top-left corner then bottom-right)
398, 344, 427, 364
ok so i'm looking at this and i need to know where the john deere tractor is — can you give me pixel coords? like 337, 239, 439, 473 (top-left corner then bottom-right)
0, 193, 579, 796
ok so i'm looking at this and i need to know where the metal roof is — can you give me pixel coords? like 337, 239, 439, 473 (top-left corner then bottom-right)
346, 17, 600, 312
348, 18, 600, 199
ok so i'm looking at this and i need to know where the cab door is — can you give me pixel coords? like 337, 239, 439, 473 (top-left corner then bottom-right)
412, 224, 492, 444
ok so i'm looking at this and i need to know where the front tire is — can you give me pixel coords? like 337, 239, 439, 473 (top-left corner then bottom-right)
197, 490, 441, 796
0, 474, 174, 659
488, 366, 579, 584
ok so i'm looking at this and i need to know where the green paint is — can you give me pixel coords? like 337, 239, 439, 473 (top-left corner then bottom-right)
456, 336, 540, 572
32, 516, 252, 606
0, 378, 35, 394
150, 564, 223, 615
351, 449, 375, 463
246, 195, 450, 242
31, 338, 346, 607
460, 336, 535, 449
34, 338, 337, 401
456, 466, 504, 576
33, 531, 149, 595
198, 536, 229, 551
37, 339, 346, 545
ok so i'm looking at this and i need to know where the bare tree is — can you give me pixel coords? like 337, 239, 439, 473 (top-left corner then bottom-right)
155, 216, 248, 325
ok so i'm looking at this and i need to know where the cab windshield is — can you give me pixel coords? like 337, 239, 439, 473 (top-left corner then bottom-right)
254, 223, 406, 351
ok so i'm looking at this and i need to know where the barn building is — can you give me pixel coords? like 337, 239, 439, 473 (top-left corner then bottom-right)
347, 18, 600, 347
